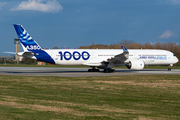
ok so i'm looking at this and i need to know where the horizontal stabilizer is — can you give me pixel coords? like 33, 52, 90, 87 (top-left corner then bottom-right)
3, 52, 16, 54
17, 51, 35, 59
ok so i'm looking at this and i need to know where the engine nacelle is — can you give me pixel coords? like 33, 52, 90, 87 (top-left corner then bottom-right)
126, 60, 144, 70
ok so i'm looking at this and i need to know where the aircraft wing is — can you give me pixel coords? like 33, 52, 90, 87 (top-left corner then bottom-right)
107, 46, 129, 63
82, 59, 102, 66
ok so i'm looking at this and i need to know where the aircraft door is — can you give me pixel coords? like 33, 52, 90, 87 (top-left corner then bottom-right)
92, 52, 96, 59
167, 52, 170, 59
134, 52, 138, 59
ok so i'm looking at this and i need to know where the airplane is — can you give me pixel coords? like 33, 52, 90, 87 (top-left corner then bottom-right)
13, 24, 179, 73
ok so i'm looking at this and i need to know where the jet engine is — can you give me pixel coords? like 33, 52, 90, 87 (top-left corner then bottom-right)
126, 60, 144, 70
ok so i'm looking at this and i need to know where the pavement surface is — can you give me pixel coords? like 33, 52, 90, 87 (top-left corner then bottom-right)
0, 67, 179, 77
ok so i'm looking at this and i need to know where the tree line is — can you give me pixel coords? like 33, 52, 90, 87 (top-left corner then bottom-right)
78, 39, 180, 65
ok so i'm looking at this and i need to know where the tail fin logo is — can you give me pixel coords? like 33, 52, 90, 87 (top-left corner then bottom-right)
26, 45, 41, 50
13, 24, 41, 51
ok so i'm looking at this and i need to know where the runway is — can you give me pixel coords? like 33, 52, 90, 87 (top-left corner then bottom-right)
0, 67, 179, 77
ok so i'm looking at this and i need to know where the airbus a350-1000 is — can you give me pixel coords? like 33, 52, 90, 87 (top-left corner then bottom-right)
13, 24, 178, 73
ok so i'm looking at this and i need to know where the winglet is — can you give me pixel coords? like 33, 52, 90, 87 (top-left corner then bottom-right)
121, 46, 128, 52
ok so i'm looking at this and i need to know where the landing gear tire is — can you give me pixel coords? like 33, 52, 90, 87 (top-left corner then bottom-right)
103, 69, 108, 73
88, 69, 92, 72
88, 68, 99, 72
95, 69, 99, 72
103, 68, 115, 73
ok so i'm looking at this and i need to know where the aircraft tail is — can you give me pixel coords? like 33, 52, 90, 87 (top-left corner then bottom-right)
13, 24, 42, 52
13, 24, 55, 64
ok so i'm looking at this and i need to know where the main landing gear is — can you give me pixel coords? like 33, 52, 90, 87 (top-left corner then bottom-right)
103, 68, 115, 73
88, 67, 99, 72
88, 67, 115, 73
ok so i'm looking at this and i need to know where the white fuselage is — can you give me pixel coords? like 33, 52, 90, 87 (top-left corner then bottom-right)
43, 49, 178, 66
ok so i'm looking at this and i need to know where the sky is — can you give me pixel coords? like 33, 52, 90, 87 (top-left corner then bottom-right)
0, 0, 180, 53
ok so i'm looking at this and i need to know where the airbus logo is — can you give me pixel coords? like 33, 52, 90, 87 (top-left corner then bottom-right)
139, 56, 167, 60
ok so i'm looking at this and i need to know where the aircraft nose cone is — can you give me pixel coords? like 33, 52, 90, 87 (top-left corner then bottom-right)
174, 56, 179, 64
176, 57, 179, 63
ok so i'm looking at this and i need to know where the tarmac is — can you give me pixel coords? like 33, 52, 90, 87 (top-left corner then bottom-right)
0, 67, 179, 77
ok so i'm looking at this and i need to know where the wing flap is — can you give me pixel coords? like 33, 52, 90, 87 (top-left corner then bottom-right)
82, 59, 102, 66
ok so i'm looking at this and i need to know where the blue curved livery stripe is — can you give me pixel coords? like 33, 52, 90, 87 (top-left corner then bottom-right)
33, 50, 55, 64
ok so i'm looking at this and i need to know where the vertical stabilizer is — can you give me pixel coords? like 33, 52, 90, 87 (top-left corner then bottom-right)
13, 24, 55, 64
13, 24, 42, 51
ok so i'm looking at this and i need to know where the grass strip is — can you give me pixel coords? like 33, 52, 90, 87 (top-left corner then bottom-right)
0, 75, 179, 119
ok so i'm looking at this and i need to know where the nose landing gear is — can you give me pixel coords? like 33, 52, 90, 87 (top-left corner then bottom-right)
168, 64, 172, 71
